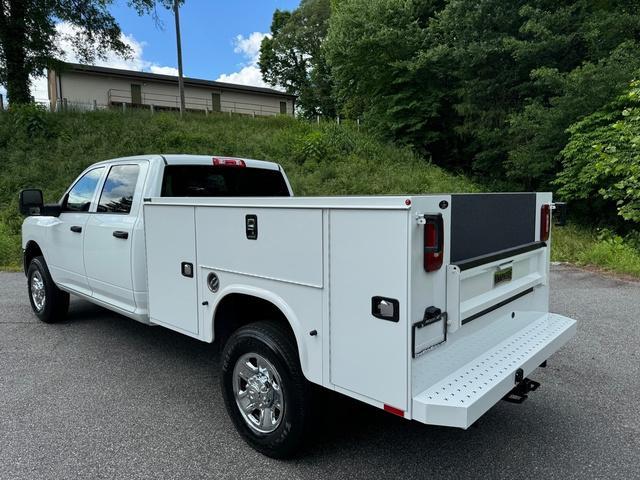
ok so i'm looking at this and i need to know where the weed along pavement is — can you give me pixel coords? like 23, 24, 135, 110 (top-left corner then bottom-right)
1, 264, 639, 479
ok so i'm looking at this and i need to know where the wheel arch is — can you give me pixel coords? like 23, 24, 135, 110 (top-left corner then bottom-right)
210, 285, 309, 379
23, 240, 44, 275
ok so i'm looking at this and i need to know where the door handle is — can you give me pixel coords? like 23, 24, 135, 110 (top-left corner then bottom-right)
70, 226, 82, 233
113, 230, 129, 239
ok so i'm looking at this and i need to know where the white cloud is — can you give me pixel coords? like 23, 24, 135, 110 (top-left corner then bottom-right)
27, 22, 177, 102
217, 66, 268, 87
149, 65, 179, 76
233, 32, 268, 59
216, 32, 279, 89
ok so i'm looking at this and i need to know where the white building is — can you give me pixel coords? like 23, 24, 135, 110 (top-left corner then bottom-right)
47, 63, 295, 116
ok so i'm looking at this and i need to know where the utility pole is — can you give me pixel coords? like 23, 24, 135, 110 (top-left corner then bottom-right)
174, 0, 186, 116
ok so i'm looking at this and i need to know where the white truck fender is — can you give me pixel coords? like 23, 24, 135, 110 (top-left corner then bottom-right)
208, 284, 310, 378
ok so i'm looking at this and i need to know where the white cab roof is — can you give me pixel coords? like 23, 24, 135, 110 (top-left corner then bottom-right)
162, 154, 281, 171
91, 154, 281, 171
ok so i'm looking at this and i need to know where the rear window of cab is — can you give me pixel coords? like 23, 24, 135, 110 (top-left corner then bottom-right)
161, 165, 290, 197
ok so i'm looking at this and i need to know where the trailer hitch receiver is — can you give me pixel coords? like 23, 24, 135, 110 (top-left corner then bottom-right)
502, 368, 540, 404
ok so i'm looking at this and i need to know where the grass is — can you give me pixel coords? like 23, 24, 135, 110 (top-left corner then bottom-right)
1, 106, 639, 278
552, 224, 640, 278
0, 107, 477, 269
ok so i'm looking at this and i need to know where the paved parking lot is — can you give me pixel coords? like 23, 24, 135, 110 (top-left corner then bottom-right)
1, 265, 639, 479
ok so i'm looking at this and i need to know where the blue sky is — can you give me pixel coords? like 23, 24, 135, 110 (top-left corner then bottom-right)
108, 0, 300, 81
21, 0, 300, 101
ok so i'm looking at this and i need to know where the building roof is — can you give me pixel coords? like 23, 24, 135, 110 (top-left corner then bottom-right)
58, 62, 296, 99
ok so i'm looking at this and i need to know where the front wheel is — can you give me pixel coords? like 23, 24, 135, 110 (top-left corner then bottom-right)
220, 321, 310, 458
27, 256, 69, 323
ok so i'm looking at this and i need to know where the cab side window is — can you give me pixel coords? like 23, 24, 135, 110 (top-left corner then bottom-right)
65, 167, 104, 212
97, 165, 140, 214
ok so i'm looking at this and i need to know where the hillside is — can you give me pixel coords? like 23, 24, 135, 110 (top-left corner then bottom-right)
0, 108, 477, 268
1, 108, 639, 276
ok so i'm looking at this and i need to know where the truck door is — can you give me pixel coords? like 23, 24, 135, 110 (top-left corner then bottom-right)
47, 166, 105, 296
84, 163, 146, 313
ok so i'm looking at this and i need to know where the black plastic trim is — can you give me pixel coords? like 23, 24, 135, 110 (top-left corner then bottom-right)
181, 262, 194, 278
461, 287, 534, 325
245, 214, 258, 240
455, 242, 546, 272
371, 296, 400, 322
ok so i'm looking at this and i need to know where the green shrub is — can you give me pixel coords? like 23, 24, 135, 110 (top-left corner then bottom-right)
557, 79, 640, 226
552, 224, 640, 277
8, 103, 55, 139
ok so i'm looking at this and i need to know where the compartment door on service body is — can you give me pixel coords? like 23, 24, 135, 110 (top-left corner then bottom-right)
329, 209, 409, 412
144, 204, 200, 337
84, 162, 147, 313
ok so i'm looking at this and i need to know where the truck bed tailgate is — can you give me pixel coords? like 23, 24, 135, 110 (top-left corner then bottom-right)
447, 242, 547, 327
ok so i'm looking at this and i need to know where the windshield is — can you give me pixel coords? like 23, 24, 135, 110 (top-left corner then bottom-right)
161, 165, 290, 197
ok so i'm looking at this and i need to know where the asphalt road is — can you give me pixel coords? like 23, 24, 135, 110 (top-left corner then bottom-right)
1, 265, 639, 480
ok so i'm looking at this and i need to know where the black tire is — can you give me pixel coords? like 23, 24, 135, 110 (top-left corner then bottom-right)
220, 321, 310, 458
27, 256, 69, 323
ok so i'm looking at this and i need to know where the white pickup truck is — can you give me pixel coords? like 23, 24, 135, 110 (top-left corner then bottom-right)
20, 154, 576, 457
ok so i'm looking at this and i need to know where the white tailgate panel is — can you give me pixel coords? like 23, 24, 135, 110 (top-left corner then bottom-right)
195, 207, 323, 287
145, 205, 199, 336
447, 247, 547, 330
329, 209, 408, 410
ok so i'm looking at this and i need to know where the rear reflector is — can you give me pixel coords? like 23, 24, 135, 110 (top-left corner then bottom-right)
424, 214, 444, 272
212, 157, 246, 167
383, 404, 404, 417
540, 204, 551, 242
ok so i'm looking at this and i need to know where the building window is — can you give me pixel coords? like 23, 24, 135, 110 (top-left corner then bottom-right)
280, 101, 287, 115
212, 93, 221, 112
131, 84, 142, 105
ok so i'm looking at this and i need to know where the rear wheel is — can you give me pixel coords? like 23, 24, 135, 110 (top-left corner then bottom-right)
27, 256, 69, 323
220, 321, 310, 458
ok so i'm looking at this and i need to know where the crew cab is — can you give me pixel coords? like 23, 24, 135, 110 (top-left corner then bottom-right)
20, 154, 576, 457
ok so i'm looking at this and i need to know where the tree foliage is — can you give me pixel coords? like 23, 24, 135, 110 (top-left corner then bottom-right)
425, 0, 640, 183
325, 0, 452, 158
259, 0, 335, 118
0, 0, 176, 104
321, 0, 640, 192
556, 80, 640, 227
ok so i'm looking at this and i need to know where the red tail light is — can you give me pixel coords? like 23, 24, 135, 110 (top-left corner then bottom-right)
424, 214, 444, 272
212, 157, 246, 167
540, 204, 551, 242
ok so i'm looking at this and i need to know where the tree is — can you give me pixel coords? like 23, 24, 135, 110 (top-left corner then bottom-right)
0, 0, 176, 104
259, 0, 335, 118
428, 0, 640, 185
556, 79, 640, 228
505, 3, 640, 188
325, 0, 451, 158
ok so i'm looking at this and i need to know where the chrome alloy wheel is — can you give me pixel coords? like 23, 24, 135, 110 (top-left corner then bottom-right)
30, 271, 46, 312
232, 352, 285, 434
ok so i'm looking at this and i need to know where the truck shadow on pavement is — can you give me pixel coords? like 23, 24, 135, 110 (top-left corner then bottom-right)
58, 297, 589, 479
